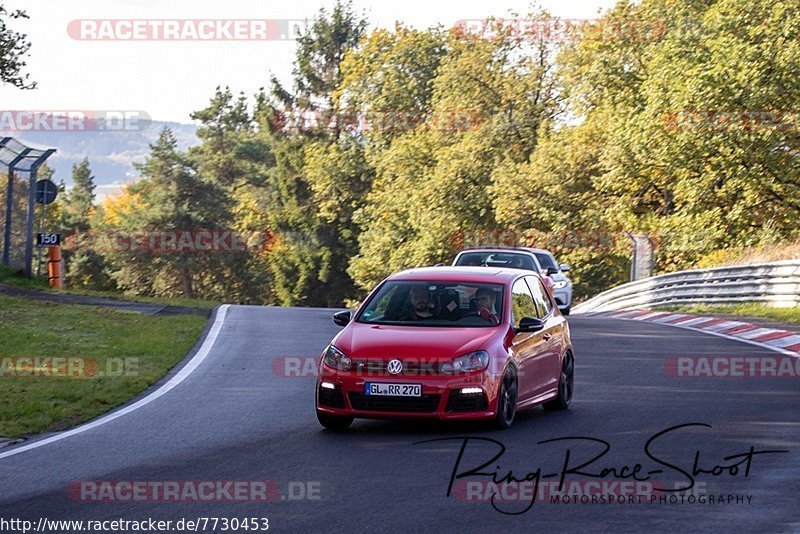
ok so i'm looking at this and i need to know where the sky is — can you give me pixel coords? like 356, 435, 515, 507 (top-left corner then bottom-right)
1, 0, 618, 125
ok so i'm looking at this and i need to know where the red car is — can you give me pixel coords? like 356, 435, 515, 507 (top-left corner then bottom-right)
315, 267, 574, 430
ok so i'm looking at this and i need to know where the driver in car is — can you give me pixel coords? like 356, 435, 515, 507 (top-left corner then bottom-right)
399, 285, 435, 321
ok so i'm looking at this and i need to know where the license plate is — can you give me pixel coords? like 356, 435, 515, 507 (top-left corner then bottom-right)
364, 382, 422, 397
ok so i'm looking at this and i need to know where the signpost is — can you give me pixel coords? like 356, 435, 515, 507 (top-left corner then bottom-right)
35, 179, 58, 205
37, 233, 61, 246
625, 233, 655, 282
35, 179, 59, 277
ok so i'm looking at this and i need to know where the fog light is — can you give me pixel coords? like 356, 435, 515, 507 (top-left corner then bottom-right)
320, 382, 336, 390
461, 387, 483, 394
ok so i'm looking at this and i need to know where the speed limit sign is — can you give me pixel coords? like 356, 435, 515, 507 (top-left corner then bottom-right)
37, 233, 61, 246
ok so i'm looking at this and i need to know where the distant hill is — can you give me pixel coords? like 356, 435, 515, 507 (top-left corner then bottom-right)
3, 122, 199, 199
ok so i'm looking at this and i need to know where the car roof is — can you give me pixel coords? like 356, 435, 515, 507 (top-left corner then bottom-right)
458, 247, 552, 256
390, 266, 537, 284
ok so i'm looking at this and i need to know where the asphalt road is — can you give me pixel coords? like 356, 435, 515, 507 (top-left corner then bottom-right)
0, 306, 798, 533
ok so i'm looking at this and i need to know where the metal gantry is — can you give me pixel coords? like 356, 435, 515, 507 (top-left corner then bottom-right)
0, 137, 56, 277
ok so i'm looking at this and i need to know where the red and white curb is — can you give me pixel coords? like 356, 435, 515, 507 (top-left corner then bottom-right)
582, 310, 800, 357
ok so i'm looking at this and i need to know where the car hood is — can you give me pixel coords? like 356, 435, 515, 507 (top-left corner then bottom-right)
333, 322, 503, 361
549, 272, 570, 283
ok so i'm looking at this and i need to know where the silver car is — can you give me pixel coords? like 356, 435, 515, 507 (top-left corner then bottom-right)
452, 247, 573, 315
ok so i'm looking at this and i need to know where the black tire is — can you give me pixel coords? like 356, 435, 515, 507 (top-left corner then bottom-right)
316, 410, 353, 431
544, 351, 574, 411
561, 306, 571, 316
494, 367, 518, 429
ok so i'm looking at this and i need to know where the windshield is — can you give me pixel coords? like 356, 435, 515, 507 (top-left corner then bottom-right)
454, 252, 537, 271
533, 252, 558, 271
357, 281, 505, 327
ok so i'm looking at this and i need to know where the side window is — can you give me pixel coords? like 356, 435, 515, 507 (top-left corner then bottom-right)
526, 277, 553, 317
511, 279, 540, 325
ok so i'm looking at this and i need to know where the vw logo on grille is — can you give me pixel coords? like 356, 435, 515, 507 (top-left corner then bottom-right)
387, 359, 403, 375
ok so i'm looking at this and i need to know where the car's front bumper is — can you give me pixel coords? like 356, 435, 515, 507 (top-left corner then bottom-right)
316, 367, 502, 421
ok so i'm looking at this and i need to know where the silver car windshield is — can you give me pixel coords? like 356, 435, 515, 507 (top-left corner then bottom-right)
455, 252, 537, 271
534, 252, 558, 271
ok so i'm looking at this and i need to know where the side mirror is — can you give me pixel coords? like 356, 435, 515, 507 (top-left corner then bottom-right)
518, 317, 545, 332
559, 263, 571, 272
546, 267, 559, 275
332, 310, 351, 327
434, 262, 446, 267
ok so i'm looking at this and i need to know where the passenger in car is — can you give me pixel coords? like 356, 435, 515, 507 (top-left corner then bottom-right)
475, 288, 499, 324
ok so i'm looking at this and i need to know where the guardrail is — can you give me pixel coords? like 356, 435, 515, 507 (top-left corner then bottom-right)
573, 260, 800, 313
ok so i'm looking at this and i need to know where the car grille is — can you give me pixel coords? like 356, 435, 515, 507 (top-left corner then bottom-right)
445, 390, 488, 412
351, 359, 441, 377
348, 393, 440, 413
318, 385, 345, 408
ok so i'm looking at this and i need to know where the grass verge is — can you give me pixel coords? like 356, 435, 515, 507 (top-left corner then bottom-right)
0, 264, 218, 310
0, 265, 49, 290
0, 294, 207, 438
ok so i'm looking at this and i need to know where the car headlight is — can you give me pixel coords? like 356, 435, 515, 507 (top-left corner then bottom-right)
553, 280, 568, 289
440, 350, 489, 374
323, 345, 352, 371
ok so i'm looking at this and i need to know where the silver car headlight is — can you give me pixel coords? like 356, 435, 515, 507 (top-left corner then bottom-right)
553, 280, 568, 289
440, 350, 489, 374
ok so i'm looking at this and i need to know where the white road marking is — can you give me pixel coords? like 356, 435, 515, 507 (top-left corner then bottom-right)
674, 317, 716, 327
737, 328, 783, 340
651, 313, 689, 323
765, 334, 800, 348
700, 321, 747, 332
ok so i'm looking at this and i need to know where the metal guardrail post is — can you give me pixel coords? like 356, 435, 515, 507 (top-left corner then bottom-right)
2, 148, 32, 267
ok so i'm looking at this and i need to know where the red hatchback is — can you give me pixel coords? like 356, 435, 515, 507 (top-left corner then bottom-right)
315, 267, 574, 430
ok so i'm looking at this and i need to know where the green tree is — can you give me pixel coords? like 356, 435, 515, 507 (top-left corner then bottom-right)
62, 158, 95, 232
254, 0, 369, 306
0, 2, 34, 88
555, 0, 800, 279
189, 87, 276, 303
349, 15, 563, 290
104, 129, 236, 300
59, 158, 114, 289
275, 0, 367, 113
